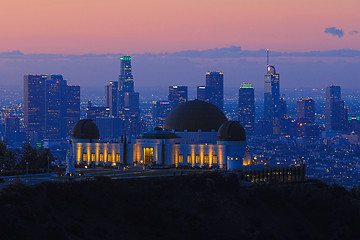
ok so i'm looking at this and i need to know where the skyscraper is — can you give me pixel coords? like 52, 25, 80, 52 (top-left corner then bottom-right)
197, 86, 207, 102
168, 86, 188, 109
297, 98, 315, 124
117, 56, 142, 137
206, 72, 224, 111
65, 85, 80, 136
105, 81, 118, 116
264, 52, 280, 135
325, 85, 346, 131
118, 56, 134, 92
45, 75, 67, 139
24, 75, 47, 139
24, 74, 80, 140
152, 101, 172, 127
238, 83, 255, 135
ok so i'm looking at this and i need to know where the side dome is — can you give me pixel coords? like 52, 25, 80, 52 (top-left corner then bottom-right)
163, 99, 227, 132
71, 119, 100, 140
217, 121, 246, 141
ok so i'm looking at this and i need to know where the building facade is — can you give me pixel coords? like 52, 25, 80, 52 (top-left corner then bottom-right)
325, 85, 347, 132
297, 98, 315, 124
24, 74, 80, 140
238, 83, 255, 135
70, 100, 249, 169
168, 85, 188, 109
206, 72, 224, 111
264, 65, 280, 135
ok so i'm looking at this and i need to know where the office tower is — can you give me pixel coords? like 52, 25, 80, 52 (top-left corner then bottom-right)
168, 86, 188, 109
152, 101, 172, 127
206, 72, 224, 111
24, 74, 80, 141
279, 97, 289, 134
197, 86, 207, 102
86, 100, 110, 120
105, 81, 118, 116
118, 56, 134, 93
5, 117, 20, 133
325, 85, 346, 131
65, 85, 80, 136
95, 117, 123, 141
238, 83, 255, 135
264, 51, 280, 135
297, 98, 315, 124
348, 116, 360, 135
4, 116, 25, 144
124, 92, 140, 115
45, 75, 67, 139
24, 75, 47, 139
116, 56, 142, 137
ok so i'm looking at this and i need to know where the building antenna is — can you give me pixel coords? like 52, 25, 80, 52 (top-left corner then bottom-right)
266, 49, 270, 66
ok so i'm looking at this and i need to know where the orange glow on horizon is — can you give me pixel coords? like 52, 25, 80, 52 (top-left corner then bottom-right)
0, 0, 359, 54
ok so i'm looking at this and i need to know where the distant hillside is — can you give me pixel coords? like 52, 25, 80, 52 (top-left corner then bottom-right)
1, 173, 360, 240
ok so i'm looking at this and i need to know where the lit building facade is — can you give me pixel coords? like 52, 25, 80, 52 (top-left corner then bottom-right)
105, 81, 118, 116
238, 83, 255, 135
70, 100, 249, 169
24, 74, 80, 140
325, 85, 347, 132
264, 65, 280, 135
168, 85, 188, 109
206, 72, 224, 111
116, 56, 142, 137
297, 98, 315, 124
196, 86, 207, 102
151, 101, 172, 128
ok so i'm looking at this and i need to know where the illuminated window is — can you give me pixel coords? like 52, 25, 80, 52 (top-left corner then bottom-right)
187, 155, 191, 164
195, 155, 200, 164
83, 153, 88, 162
116, 154, 120, 162
91, 153, 95, 162
213, 155, 218, 164
204, 155, 209, 164
178, 154, 183, 163
108, 153, 112, 162
100, 153, 104, 162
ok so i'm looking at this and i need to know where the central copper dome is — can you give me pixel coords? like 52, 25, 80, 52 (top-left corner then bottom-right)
163, 100, 227, 132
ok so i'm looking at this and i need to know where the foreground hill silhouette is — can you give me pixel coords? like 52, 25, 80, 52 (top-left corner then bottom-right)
1, 173, 360, 240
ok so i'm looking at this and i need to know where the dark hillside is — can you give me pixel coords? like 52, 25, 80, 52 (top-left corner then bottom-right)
1, 173, 360, 240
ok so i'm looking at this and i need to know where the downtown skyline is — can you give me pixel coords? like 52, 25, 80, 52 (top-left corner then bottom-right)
0, 0, 359, 89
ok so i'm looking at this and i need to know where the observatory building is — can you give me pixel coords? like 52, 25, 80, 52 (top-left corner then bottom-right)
70, 100, 251, 169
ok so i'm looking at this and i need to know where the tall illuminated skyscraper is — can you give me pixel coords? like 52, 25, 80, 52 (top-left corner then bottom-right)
118, 56, 134, 92
238, 83, 255, 135
297, 98, 315, 124
168, 85, 187, 109
264, 51, 280, 134
196, 86, 207, 102
24, 74, 80, 141
325, 85, 346, 131
105, 81, 118, 116
206, 72, 224, 111
152, 101, 172, 127
65, 85, 80, 136
117, 56, 143, 137
24, 74, 47, 139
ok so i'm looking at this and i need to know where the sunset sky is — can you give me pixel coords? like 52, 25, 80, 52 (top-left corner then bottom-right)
0, 0, 359, 54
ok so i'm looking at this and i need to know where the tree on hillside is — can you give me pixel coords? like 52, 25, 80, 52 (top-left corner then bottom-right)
19, 143, 54, 170
0, 141, 16, 171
